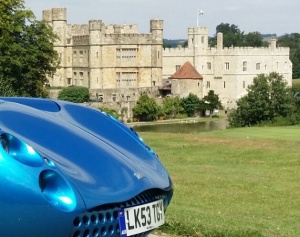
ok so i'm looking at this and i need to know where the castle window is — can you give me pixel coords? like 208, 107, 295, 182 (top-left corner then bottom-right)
201, 36, 204, 43
67, 78, 71, 86
73, 72, 77, 85
207, 62, 211, 70
224, 81, 226, 88
73, 51, 77, 60
116, 48, 137, 62
243, 61, 247, 71
117, 72, 137, 88
80, 51, 83, 55
96, 52, 99, 58
79, 72, 83, 86
176, 65, 181, 71
112, 93, 117, 102
243, 81, 246, 89
206, 81, 210, 88
256, 63, 260, 70
225, 62, 230, 70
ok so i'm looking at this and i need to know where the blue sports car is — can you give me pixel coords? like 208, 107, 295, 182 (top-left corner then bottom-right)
0, 97, 173, 237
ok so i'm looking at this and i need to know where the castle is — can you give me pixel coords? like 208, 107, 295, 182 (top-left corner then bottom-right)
43, 8, 292, 110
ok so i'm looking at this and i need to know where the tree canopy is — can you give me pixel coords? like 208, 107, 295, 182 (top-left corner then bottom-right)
58, 86, 90, 103
132, 94, 161, 121
278, 33, 300, 79
0, 0, 59, 97
203, 90, 223, 115
210, 23, 266, 48
228, 72, 296, 127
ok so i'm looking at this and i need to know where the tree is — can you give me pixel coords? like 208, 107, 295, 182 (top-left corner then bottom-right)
278, 33, 300, 79
244, 32, 266, 47
228, 72, 296, 127
132, 94, 161, 121
0, 0, 59, 97
180, 93, 201, 117
203, 90, 223, 115
58, 86, 89, 103
210, 23, 244, 47
162, 96, 184, 119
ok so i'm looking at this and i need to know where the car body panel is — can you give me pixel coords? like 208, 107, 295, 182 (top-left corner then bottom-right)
0, 97, 173, 237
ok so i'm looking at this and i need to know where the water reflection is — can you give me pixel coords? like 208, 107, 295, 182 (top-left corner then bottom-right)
132, 120, 228, 133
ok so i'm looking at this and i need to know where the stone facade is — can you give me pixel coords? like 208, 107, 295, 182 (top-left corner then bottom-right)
43, 8, 292, 110
163, 29, 292, 109
43, 8, 163, 105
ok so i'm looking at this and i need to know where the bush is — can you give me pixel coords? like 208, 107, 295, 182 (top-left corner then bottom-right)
98, 107, 118, 119
58, 86, 89, 103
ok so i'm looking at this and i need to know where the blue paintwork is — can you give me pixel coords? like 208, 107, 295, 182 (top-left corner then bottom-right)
0, 97, 173, 237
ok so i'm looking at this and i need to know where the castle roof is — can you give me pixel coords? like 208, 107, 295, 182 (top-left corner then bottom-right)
169, 61, 203, 80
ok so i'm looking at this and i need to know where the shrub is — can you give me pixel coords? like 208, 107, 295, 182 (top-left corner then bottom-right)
58, 86, 89, 103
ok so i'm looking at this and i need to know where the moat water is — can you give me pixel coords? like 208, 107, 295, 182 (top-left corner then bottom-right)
132, 119, 228, 133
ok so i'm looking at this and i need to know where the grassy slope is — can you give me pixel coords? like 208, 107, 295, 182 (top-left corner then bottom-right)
140, 126, 300, 237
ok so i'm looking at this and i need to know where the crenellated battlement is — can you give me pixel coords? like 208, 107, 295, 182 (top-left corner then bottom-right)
163, 47, 192, 57
73, 35, 89, 45
163, 45, 289, 57
188, 27, 209, 35
67, 24, 89, 35
101, 33, 154, 44
43, 8, 67, 22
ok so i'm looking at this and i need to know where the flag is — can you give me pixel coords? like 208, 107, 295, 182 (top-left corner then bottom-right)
198, 9, 204, 16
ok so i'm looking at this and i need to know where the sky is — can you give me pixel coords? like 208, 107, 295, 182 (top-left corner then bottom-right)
24, 0, 299, 39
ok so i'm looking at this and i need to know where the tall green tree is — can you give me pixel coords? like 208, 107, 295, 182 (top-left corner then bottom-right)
162, 96, 184, 119
228, 72, 296, 127
132, 94, 161, 121
244, 32, 266, 47
278, 33, 300, 79
180, 93, 201, 117
0, 0, 59, 97
210, 23, 244, 47
203, 90, 223, 115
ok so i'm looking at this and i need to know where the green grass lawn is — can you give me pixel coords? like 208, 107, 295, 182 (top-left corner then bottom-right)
140, 126, 300, 237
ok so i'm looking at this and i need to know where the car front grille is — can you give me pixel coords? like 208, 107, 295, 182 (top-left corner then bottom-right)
70, 189, 173, 237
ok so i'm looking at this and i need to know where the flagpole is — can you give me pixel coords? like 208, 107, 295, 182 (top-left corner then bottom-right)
197, 9, 204, 27
197, 9, 199, 27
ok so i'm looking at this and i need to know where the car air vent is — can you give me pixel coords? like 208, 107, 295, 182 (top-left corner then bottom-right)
70, 189, 173, 237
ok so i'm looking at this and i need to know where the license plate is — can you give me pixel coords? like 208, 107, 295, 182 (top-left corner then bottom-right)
119, 199, 164, 236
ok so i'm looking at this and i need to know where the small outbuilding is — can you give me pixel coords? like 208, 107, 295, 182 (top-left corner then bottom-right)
168, 61, 203, 98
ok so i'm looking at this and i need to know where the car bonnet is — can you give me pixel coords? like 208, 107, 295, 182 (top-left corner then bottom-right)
0, 99, 172, 209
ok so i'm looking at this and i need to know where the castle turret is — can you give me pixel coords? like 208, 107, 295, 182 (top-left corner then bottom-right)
150, 19, 163, 43
217, 32, 223, 51
188, 27, 208, 50
269, 37, 277, 51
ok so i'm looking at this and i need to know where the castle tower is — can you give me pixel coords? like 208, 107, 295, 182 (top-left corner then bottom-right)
188, 27, 209, 51
217, 32, 223, 51
43, 8, 68, 87
150, 19, 163, 43
187, 27, 209, 73
269, 37, 277, 51
89, 20, 103, 89
150, 20, 164, 86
